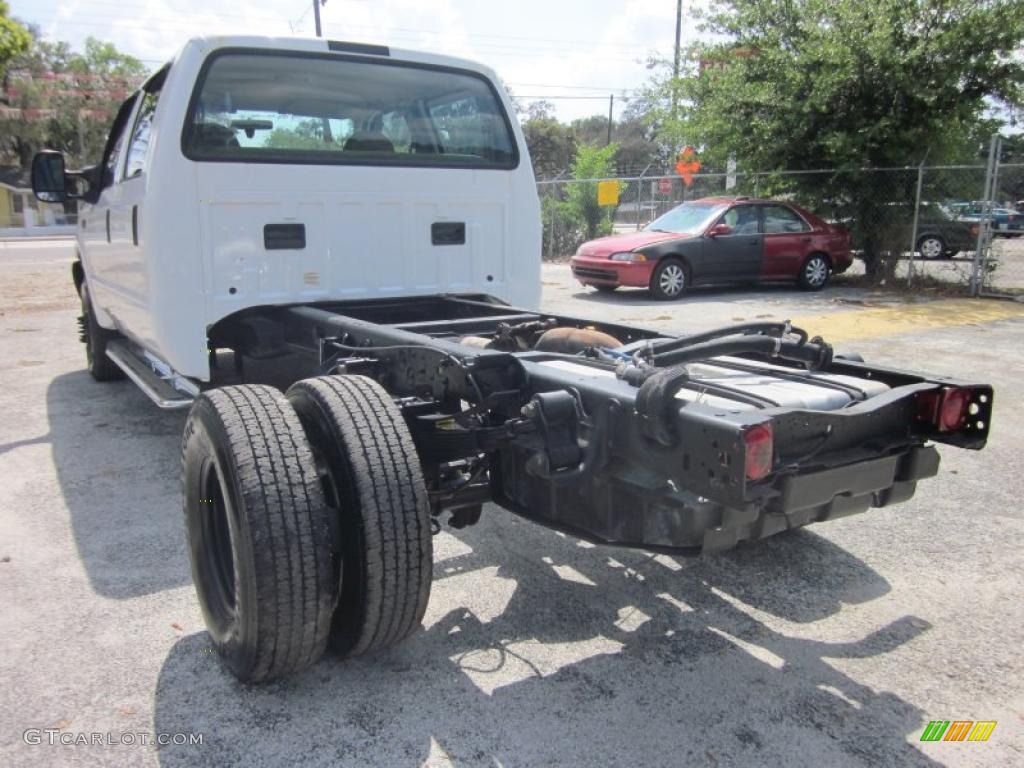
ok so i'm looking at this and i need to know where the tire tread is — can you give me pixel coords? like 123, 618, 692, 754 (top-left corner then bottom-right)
287, 375, 432, 657
182, 384, 335, 682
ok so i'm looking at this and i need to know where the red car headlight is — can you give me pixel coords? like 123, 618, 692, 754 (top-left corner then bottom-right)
609, 252, 647, 262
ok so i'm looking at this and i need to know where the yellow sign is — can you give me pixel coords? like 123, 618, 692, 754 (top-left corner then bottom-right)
597, 180, 620, 206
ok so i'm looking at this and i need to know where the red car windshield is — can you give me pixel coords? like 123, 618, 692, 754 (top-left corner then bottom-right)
645, 202, 726, 234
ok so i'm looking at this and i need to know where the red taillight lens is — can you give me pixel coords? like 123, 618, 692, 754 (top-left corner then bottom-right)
916, 387, 971, 432
744, 423, 774, 481
938, 388, 970, 431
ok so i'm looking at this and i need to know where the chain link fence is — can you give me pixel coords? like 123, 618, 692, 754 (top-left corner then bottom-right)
538, 161, 1024, 296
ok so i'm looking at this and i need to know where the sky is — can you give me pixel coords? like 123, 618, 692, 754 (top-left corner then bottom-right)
9, 0, 711, 122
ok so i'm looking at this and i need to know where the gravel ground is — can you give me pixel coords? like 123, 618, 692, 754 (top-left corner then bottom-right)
0, 240, 1022, 767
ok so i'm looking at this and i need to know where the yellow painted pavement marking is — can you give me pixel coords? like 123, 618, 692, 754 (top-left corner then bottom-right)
791, 299, 1024, 343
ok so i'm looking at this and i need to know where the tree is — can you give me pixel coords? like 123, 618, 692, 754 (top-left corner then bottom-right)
540, 142, 620, 258
610, 112, 662, 175
522, 106, 577, 180
643, 0, 1024, 278
568, 143, 620, 240
563, 142, 620, 241
0, 2, 30, 77
569, 114, 609, 147
0, 34, 148, 169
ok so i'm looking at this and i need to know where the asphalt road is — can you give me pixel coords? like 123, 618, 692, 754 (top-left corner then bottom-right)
1, 240, 1022, 767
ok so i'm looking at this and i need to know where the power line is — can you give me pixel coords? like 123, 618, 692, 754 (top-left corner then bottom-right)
24, 7, 664, 61
508, 82, 639, 92
517, 95, 630, 100
26, 0, 666, 53
33, 19, 652, 63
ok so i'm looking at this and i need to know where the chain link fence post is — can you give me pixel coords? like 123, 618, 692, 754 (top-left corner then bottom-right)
907, 159, 927, 287
971, 136, 999, 296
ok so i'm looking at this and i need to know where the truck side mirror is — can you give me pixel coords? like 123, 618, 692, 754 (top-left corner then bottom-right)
707, 223, 732, 238
32, 151, 68, 203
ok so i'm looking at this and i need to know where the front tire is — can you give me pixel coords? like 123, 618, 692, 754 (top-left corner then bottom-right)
798, 253, 831, 291
916, 235, 946, 260
182, 385, 337, 683
79, 284, 124, 382
287, 375, 433, 658
649, 257, 687, 300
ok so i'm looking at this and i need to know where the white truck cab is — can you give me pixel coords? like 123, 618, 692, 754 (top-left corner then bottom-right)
52, 36, 540, 382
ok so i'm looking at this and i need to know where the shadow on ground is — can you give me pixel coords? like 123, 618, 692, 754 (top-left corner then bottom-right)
46, 370, 189, 598
153, 514, 936, 767
567, 281, 865, 311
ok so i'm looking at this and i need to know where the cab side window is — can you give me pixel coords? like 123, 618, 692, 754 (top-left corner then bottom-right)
101, 95, 138, 188
124, 89, 160, 179
763, 205, 810, 234
105, 117, 131, 186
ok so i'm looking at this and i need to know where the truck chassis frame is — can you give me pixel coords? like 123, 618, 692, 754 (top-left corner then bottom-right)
181, 294, 992, 554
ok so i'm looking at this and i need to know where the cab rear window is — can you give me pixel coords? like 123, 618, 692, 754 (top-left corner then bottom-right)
182, 51, 518, 169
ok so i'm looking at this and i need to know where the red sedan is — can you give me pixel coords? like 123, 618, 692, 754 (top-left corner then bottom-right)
570, 197, 853, 300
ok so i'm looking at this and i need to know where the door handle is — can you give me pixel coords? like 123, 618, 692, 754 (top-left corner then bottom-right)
131, 205, 138, 246
801, 236, 812, 242
748, 239, 759, 245
105, 210, 111, 243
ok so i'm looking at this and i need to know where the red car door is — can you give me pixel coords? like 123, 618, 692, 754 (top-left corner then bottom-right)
761, 204, 812, 279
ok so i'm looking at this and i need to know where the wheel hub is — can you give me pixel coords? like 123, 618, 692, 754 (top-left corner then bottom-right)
806, 258, 828, 286
660, 265, 685, 295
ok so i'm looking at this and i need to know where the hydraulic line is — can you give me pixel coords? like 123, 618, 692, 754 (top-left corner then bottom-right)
650, 335, 833, 370
640, 320, 808, 359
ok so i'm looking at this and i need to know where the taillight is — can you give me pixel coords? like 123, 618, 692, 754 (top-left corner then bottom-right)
916, 387, 971, 432
744, 423, 774, 481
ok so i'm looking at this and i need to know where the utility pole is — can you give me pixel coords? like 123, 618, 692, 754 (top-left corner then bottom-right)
313, 0, 324, 37
672, 0, 682, 116
606, 94, 614, 145
673, 0, 682, 81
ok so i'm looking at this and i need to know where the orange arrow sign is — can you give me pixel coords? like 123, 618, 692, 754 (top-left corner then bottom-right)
675, 146, 701, 187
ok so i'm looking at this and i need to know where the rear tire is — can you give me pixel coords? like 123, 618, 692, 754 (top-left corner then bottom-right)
80, 284, 124, 382
287, 375, 433, 658
182, 385, 337, 682
649, 257, 687, 300
798, 253, 831, 291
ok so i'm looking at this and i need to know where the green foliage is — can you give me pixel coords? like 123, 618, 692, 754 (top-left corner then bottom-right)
539, 143, 621, 258
540, 193, 584, 259
0, 35, 147, 169
566, 142, 619, 241
264, 119, 339, 150
522, 101, 661, 180
0, 2, 30, 77
641, 0, 1024, 278
522, 107, 577, 180
540, 143, 621, 258
675, 0, 1023, 170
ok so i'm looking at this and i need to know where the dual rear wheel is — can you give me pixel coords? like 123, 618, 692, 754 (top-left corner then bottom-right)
181, 375, 432, 682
